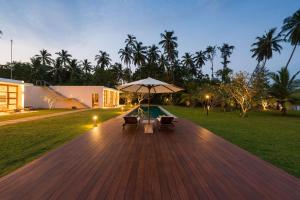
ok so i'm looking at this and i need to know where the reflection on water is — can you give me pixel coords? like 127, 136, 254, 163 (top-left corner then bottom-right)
128, 106, 168, 119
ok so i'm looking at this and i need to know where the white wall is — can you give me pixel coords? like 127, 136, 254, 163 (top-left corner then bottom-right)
25, 86, 87, 109
25, 86, 120, 109
51, 86, 104, 108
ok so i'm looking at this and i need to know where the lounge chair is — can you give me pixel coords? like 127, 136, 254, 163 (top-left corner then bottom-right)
122, 116, 140, 129
156, 116, 175, 130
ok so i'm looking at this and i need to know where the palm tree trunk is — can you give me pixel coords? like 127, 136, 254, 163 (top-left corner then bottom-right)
285, 44, 297, 69
211, 60, 214, 79
262, 57, 267, 68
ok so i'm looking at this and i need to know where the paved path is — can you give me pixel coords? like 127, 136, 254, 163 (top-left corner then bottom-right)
0, 109, 89, 127
0, 117, 299, 199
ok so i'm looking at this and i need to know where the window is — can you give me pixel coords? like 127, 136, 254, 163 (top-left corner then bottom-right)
0, 84, 18, 111
103, 90, 118, 107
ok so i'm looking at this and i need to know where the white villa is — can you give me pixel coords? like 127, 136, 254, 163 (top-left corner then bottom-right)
1, 78, 120, 111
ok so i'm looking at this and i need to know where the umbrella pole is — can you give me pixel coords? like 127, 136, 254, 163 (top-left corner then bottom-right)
148, 86, 150, 124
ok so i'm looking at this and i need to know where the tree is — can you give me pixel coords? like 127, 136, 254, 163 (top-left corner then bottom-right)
34, 49, 53, 81
159, 30, 178, 82
81, 59, 93, 84
147, 45, 160, 64
118, 46, 133, 70
269, 67, 300, 114
216, 43, 234, 83
35, 49, 52, 66
218, 43, 234, 69
132, 42, 147, 75
30, 57, 43, 83
251, 28, 282, 68
193, 50, 207, 78
0, 30, 2, 38
251, 65, 270, 110
109, 62, 124, 85
181, 53, 197, 79
281, 9, 300, 69
221, 72, 255, 117
95, 50, 111, 69
125, 34, 136, 48
205, 46, 216, 79
216, 67, 233, 83
51, 58, 63, 84
81, 59, 92, 75
68, 59, 81, 84
55, 50, 72, 70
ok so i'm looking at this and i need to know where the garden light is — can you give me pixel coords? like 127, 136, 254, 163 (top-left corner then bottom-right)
93, 115, 98, 126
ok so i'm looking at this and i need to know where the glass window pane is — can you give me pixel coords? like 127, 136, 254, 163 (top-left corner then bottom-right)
0, 93, 7, 99
9, 86, 17, 92
9, 99, 17, 105
9, 93, 17, 98
0, 85, 7, 92
8, 105, 16, 110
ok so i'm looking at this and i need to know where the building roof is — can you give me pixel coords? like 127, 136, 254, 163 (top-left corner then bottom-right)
0, 77, 24, 84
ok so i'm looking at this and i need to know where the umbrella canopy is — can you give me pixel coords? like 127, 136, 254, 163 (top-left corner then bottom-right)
117, 77, 183, 93
117, 77, 183, 125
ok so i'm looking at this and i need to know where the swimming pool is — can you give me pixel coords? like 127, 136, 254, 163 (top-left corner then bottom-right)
128, 106, 169, 119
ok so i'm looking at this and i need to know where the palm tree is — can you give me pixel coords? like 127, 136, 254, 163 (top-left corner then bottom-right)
125, 34, 136, 47
251, 28, 282, 68
118, 46, 133, 69
194, 51, 207, 69
270, 67, 300, 114
218, 43, 234, 69
205, 46, 216, 79
159, 54, 169, 79
95, 50, 111, 69
159, 31, 178, 62
194, 50, 207, 78
132, 42, 147, 69
51, 58, 63, 84
35, 49, 52, 66
216, 67, 233, 83
55, 50, 72, 69
217, 44, 235, 83
147, 45, 160, 64
68, 59, 81, 83
281, 9, 300, 69
182, 53, 197, 78
81, 59, 92, 75
159, 30, 178, 82
110, 62, 124, 85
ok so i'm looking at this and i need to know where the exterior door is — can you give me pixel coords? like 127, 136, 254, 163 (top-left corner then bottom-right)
92, 93, 99, 108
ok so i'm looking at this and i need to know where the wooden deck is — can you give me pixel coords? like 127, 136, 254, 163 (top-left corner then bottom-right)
0, 117, 300, 199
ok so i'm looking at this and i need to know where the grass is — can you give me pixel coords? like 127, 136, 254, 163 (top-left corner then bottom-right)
0, 109, 69, 122
164, 105, 300, 178
0, 107, 128, 177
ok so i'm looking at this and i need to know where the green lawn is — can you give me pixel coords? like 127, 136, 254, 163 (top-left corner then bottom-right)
0, 107, 127, 177
0, 109, 69, 122
165, 105, 300, 178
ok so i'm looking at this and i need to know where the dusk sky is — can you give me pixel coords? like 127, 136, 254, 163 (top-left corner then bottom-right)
0, 0, 299, 74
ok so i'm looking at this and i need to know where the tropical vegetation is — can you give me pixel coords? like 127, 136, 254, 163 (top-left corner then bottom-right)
0, 9, 299, 116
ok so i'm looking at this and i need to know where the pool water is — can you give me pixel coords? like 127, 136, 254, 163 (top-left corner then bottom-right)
128, 106, 168, 119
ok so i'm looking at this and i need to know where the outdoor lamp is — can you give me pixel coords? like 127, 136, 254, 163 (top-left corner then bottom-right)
205, 95, 210, 116
93, 115, 98, 126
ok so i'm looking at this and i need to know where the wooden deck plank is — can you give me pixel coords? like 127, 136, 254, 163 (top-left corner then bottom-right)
0, 117, 300, 200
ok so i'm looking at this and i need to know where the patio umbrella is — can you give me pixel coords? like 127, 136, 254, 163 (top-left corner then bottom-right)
117, 77, 183, 124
